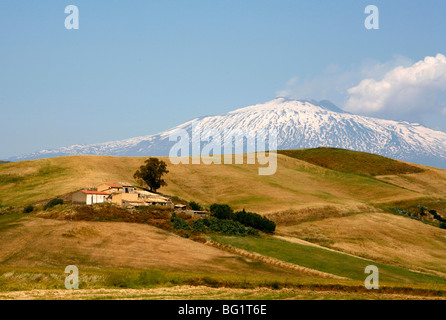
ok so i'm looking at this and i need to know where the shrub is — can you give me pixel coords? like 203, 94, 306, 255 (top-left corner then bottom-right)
210, 203, 234, 220
418, 205, 428, 216
428, 209, 446, 223
136, 270, 167, 287
44, 198, 64, 210
170, 213, 191, 230
189, 201, 202, 211
234, 209, 276, 234
440, 222, 446, 229
105, 273, 134, 288
246, 227, 260, 236
191, 219, 207, 233
200, 218, 259, 236
209, 204, 275, 234
23, 205, 34, 213
174, 215, 259, 237
429, 209, 438, 217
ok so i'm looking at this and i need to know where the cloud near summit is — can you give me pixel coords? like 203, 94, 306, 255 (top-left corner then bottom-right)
278, 54, 446, 131
344, 54, 446, 117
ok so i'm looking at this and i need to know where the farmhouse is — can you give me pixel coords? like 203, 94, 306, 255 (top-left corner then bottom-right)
72, 190, 110, 205
97, 183, 122, 194
72, 182, 174, 209
109, 192, 138, 207
97, 182, 135, 194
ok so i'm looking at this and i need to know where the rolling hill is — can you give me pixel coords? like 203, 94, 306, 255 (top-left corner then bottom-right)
1, 148, 446, 212
1, 148, 446, 298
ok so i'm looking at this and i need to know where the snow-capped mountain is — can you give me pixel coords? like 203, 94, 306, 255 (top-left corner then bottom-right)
9, 98, 446, 169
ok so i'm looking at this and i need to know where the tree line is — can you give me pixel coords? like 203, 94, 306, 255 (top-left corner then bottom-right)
210, 203, 276, 234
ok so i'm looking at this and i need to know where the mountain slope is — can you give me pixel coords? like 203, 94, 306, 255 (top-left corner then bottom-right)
9, 98, 446, 168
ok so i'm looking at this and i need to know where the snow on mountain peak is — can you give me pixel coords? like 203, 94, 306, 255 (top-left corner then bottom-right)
229, 98, 329, 114
8, 99, 446, 169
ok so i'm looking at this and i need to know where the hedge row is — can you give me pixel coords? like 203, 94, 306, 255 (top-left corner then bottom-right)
170, 213, 259, 237
209, 204, 276, 234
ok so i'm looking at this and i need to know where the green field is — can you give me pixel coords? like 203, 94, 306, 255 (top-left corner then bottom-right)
1, 149, 446, 299
278, 148, 424, 176
211, 235, 446, 285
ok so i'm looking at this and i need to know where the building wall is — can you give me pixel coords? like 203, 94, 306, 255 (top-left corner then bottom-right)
97, 184, 121, 194
86, 194, 107, 205
111, 193, 139, 206
72, 191, 87, 205
72, 191, 107, 205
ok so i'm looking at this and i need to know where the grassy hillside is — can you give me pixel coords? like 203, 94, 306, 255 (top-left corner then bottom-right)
0, 156, 145, 207
278, 148, 424, 176
1, 150, 445, 214
1, 149, 446, 298
278, 212, 446, 275
211, 235, 446, 285
0, 215, 292, 278
163, 152, 446, 214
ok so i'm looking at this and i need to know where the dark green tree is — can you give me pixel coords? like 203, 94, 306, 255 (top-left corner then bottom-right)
44, 198, 64, 210
418, 205, 427, 216
134, 158, 169, 192
189, 201, 202, 211
23, 205, 34, 213
210, 203, 234, 220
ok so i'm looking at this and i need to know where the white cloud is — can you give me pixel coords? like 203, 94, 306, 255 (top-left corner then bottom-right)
344, 54, 446, 117
277, 54, 446, 131
276, 55, 413, 105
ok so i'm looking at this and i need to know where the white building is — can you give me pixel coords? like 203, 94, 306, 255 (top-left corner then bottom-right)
71, 190, 109, 205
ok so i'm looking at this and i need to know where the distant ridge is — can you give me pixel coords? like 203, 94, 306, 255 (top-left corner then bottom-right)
8, 98, 446, 169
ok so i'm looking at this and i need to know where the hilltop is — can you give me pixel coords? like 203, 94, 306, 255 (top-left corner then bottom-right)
1, 148, 446, 213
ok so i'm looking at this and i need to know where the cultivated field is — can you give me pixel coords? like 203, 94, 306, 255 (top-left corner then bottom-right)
1, 148, 446, 299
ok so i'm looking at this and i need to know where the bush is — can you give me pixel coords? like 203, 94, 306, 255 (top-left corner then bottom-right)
105, 273, 134, 288
172, 214, 259, 237
44, 198, 64, 210
418, 205, 427, 216
440, 222, 446, 229
137, 270, 167, 287
210, 204, 275, 234
23, 205, 34, 213
191, 219, 207, 233
210, 203, 234, 220
189, 201, 202, 211
170, 212, 191, 230
234, 209, 276, 234
200, 218, 259, 237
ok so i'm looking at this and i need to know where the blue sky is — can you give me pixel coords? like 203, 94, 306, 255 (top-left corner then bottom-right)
1, 0, 446, 159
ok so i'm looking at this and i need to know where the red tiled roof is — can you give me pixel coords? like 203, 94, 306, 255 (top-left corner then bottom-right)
106, 183, 122, 188
82, 190, 110, 195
